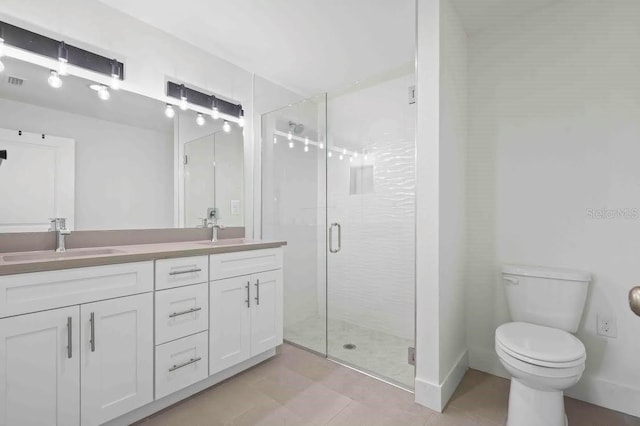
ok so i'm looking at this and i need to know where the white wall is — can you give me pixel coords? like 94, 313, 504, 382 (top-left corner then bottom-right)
467, 0, 640, 417
0, 98, 173, 230
415, 0, 468, 411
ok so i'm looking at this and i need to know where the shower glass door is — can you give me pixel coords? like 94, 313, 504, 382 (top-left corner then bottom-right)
261, 71, 416, 390
325, 71, 416, 389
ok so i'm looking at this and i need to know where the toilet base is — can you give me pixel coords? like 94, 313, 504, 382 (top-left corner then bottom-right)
506, 378, 567, 426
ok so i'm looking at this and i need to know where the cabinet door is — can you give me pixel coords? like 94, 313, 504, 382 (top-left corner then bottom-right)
210, 276, 251, 375
80, 293, 153, 426
250, 270, 283, 355
0, 306, 80, 426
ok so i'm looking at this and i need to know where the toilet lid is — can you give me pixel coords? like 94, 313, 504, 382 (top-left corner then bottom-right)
496, 322, 586, 365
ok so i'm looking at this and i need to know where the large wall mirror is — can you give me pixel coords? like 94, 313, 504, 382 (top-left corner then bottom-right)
0, 56, 245, 232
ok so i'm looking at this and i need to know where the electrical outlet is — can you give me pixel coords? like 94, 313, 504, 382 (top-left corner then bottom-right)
596, 314, 617, 338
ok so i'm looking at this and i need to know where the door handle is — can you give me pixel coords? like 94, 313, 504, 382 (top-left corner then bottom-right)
169, 356, 202, 372
169, 307, 202, 318
169, 268, 202, 276
66, 316, 72, 359
329, 223, 342, 253
245, 281, 251, 308
89, 312, 96, 352
255, 279, 260, 305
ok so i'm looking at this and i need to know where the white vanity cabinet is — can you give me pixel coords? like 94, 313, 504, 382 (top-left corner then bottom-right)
0, 306, 80, 426
0, 261, 153, 426
210, 249, 283, 375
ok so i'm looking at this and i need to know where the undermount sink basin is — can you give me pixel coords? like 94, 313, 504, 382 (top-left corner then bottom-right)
2, 248, 124, 263
197, 238, 252, 246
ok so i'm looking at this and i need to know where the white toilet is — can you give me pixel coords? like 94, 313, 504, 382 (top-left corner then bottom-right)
496, 265, 591, 426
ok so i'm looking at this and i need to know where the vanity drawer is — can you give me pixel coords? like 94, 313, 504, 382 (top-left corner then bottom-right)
155, 331, 208, 399
155, 256, 208, 290
0, 262, 153, 318
155, 283, 208, 344
210, 248, 282, 281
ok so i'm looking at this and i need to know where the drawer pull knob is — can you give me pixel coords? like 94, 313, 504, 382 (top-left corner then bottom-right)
168, 307, 202, 318
169, 356, 202, 372
169, 268, 203, 276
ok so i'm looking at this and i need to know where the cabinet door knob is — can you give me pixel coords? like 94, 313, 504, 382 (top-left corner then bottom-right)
630, 287, 640, 317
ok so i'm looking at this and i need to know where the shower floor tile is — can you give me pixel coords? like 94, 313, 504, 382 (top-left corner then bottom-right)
285, 315, 415, 389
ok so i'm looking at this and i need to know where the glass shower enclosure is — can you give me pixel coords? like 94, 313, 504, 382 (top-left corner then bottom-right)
261, 70, 416, 389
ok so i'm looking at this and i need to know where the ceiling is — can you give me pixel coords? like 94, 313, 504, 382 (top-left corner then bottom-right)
451, 0, 563, 34
98, 0, 416, 96
0, 57, 172, 134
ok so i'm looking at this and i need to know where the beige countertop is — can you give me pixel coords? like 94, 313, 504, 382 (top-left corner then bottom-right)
0, 238, 287, 276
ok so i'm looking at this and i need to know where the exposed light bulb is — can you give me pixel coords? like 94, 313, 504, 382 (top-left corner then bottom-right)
339, 154, 344, 161
364, 154, 368, 161
58, 59, 68, 76
319, 142, 324, 150
97, 85, 110, 100
111, 75, 120, 90
165, 104, 175, 118
349, 156, 354, 163
273, 136, 277, 144
223, 120, 231, 133
238, 109, 245, 128
196, 113, 205, 126
288, 141, 294, 149
353, 152, 358, 158
305, 137, 309, 146
287, 131, 292, 141
304, 146, 309, 153
328, 151, 333, 158
343, 148, 347, 155
211, 107, 220, 119
47, 70, 62, 88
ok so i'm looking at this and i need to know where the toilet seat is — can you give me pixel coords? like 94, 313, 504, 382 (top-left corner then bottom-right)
496, 322, 586, 368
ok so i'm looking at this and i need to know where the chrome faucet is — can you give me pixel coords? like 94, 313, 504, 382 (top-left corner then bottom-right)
202, 217, 225, 242
49, 218, 71, 252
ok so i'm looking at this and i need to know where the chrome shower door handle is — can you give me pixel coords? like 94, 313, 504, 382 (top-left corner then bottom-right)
329, 223, 342, 253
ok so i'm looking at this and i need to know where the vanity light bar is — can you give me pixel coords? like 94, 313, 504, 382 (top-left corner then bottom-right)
166, 81, 242, 121
0, 21, 124, 83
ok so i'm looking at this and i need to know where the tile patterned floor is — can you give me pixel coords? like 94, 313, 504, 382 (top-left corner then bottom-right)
285, 315, 415, 388
137, 343, 640, 426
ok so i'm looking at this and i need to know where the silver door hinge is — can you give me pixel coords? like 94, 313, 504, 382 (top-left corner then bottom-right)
408, 85, 416, 104
408, 347, 416, 365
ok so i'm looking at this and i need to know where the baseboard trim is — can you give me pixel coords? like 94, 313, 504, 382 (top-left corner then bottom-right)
415, 349, 469, 412
468, 345, 640, 418
104, 348, 277, 426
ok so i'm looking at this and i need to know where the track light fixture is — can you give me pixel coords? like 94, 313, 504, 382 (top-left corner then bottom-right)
48, 70, 62, 88
110, 59, 120, 90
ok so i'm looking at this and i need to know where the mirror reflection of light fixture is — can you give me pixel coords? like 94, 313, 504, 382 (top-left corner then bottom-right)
196, 113, 205, 126
57, 41, 68, 75
89, 84, 110, 100
165, 104, 175, 118
223, 120, 231, 133
238, 109, 245, 128
48, 70, 62, 88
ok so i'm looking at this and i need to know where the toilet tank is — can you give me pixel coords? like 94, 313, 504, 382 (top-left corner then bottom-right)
503, 265, 591, 333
